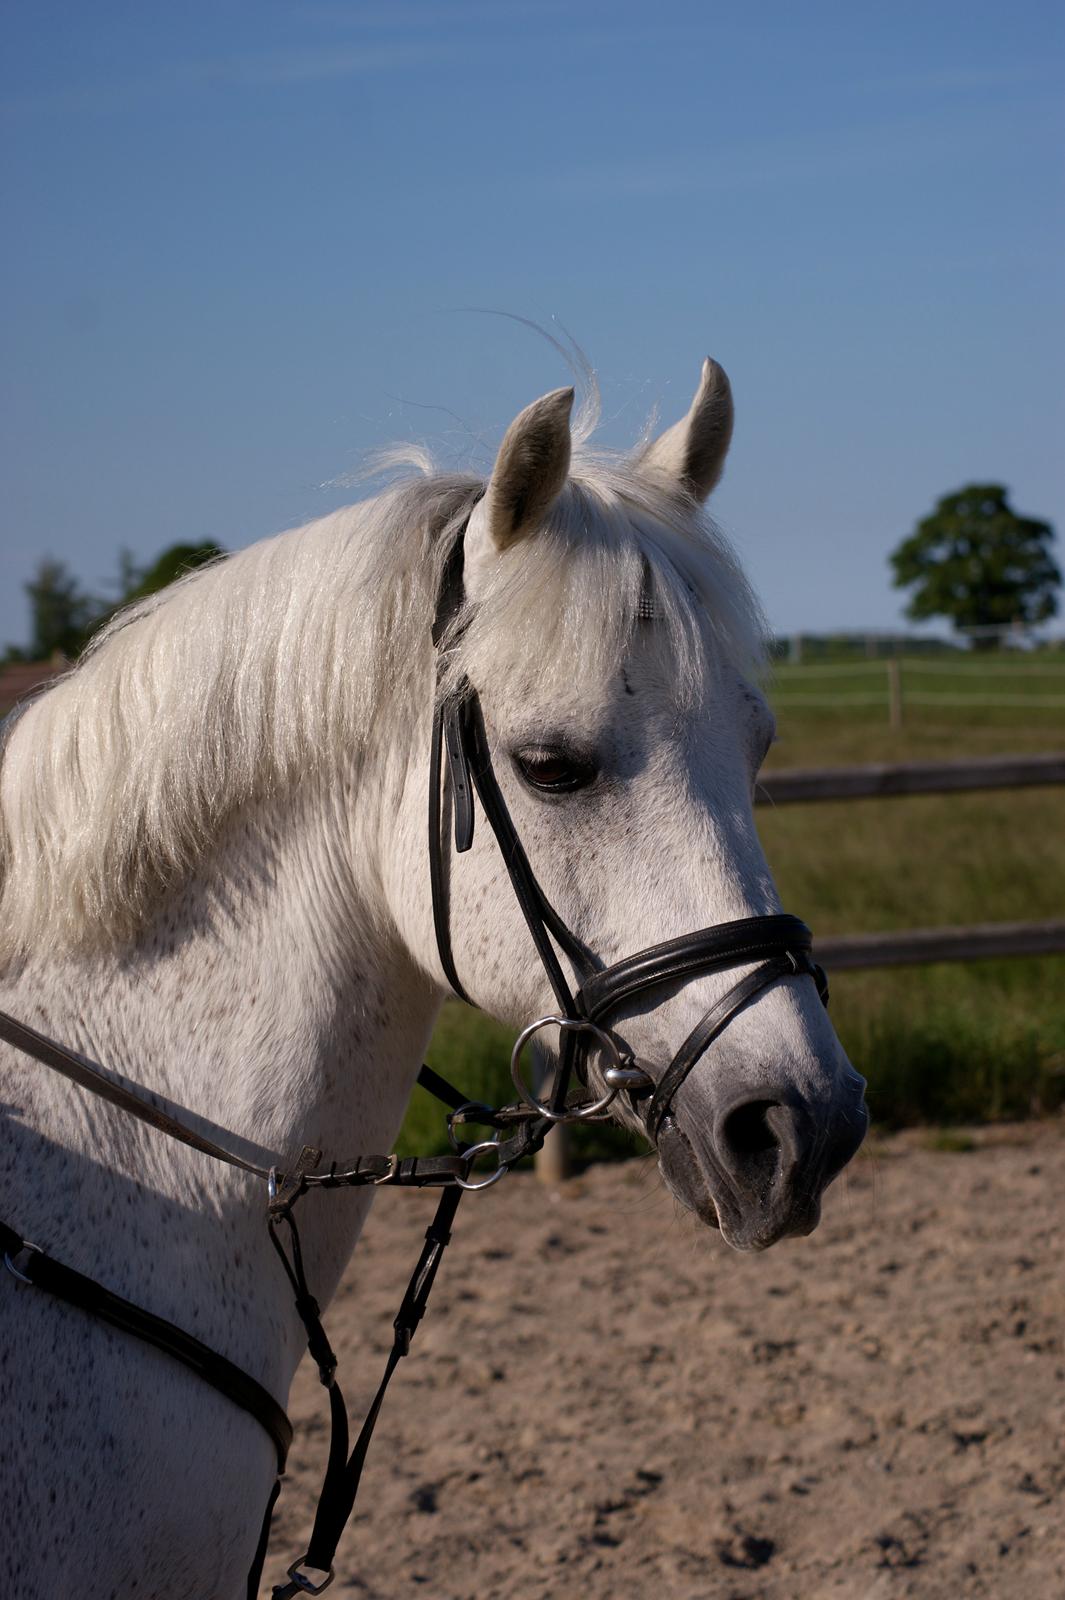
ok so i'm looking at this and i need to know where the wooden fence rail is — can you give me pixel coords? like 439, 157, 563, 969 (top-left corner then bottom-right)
756, 752, 1065, 805
816, 919, 1065, 971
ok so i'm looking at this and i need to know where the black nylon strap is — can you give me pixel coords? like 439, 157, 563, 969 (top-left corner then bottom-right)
415, 1062, 470, 1112
270, 1187, 463, 1596
0, 1216, 292, 1473
443, 704, 475, 854
427, 523, 476, 1002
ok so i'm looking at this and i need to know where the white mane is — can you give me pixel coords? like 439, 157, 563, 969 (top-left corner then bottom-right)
0, 448, 765, 959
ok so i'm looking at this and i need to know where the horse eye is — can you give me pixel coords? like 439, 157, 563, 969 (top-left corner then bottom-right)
514, 746, 598, 794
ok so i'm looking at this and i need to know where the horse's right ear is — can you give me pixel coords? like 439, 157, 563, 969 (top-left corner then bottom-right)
469, 387, 574, 563
638, 357, 734, 502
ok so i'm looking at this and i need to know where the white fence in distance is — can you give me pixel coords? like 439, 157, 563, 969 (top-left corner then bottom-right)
771, 657, 1065, 723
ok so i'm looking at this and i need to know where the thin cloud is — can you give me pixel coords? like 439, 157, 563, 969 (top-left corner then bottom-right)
186, 38, 467, 88
542, 109, 1038, 200
855, 61, 1055, 95
299, 0, 572, 28
1, 35, 469, 116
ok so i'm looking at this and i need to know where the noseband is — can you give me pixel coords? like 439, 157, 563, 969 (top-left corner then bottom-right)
428, 528, 828, 1145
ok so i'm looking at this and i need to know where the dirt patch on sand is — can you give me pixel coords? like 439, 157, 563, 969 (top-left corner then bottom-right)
263, 1122, 1065, 1599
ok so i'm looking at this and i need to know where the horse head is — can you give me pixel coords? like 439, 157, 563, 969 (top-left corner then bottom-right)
385, 360, 867, 1250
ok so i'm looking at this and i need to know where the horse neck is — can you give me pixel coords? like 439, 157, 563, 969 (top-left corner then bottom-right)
3, 762, 442, 1327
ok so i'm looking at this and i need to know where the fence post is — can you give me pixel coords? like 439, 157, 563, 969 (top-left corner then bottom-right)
535, 1125, 572, 1184
532, 1043, 572, 1184
888, 658, 903, 728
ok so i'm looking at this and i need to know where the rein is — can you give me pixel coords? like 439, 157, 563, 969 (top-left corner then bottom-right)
0, 513, 829, 1597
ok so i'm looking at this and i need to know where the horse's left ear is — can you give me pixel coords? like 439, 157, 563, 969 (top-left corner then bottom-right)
639, 357, 734, 503
473, 386, 574, 558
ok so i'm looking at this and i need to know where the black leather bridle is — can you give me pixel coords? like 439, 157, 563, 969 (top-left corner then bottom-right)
427, 525, 829, 1148
0, 511, 830, 1596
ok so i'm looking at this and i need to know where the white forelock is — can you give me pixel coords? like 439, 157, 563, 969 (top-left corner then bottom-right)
0, 445, 765, 958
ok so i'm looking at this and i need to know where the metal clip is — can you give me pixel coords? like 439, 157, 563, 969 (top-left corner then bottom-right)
3, 1238, 43, 1285
272, 1557, 335, 1597
267, 1145, 323, 1214
370, 1154, 400, 1185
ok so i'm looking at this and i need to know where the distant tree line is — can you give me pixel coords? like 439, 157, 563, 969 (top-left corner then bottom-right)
5, 482, 1058, 664
2, 543, 224, 664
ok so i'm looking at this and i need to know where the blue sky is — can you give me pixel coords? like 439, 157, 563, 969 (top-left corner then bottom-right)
2, 0, 1063, 648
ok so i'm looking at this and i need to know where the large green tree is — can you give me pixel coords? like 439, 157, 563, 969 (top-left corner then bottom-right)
891, 484, 1059, 643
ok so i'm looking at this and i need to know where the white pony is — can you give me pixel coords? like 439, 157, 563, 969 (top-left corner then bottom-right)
0, 359, 866, 1597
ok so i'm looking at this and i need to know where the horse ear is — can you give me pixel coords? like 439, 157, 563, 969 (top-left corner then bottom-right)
479, 386, 574, 552
639, 358, 733, 503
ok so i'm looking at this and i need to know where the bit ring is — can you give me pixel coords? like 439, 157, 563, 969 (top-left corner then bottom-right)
510, 1016, 622, 1122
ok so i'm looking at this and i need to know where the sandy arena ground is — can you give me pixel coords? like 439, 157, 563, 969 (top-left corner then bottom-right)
262, 1121, 1065, 1599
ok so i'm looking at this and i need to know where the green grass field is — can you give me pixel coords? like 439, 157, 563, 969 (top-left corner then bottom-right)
401, 656, 1065, 1159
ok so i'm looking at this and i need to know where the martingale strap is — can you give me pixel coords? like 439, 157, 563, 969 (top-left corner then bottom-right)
0, 991, 551, 1595
266, 1187, 463, 1598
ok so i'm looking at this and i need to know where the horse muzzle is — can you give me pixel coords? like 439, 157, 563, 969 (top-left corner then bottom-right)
657, 1070, 869, 1250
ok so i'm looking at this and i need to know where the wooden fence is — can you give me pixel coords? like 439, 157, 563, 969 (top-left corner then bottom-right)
756, 752, 1065, 806
817, 919, 1065, 971
756, 750, 1065, 970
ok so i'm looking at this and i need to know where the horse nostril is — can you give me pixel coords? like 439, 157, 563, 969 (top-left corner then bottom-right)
722, 1099, 782, 1161
718, 1099, 790, 1198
